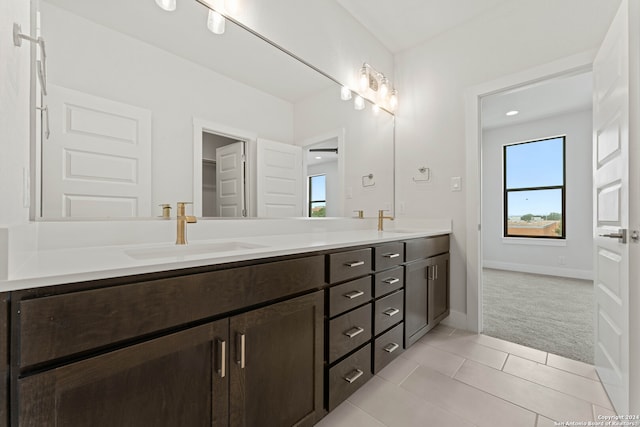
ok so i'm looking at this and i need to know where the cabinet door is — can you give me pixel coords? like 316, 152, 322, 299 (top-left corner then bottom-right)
229, 291, 324, 427
18, 320, 229, 427
429, 253, 450, 324
404, 259, 429, 348
0, 294, 6, 427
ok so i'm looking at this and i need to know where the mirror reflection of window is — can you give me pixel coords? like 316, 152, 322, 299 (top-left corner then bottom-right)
308, 175, 327, 217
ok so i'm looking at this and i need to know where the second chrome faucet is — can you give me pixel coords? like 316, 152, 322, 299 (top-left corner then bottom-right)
176, 202, 197, 245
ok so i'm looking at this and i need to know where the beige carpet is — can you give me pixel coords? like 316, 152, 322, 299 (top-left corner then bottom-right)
482, 268, 594, 364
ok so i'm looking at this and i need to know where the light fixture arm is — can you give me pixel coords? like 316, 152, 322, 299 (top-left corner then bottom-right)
13, 23, 48, 95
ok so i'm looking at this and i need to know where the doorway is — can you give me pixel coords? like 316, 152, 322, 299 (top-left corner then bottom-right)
201, 131, 247, 217
478, 69, 595, 362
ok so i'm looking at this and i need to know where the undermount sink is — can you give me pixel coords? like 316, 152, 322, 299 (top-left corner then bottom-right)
125, 241, 267, 260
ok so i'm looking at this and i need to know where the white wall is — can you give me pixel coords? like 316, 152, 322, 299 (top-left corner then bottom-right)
482, 109, 593, 279
230, 0, 394, 89
0, 0, 30, 226
394, 0, 620, 320
42, 3, 294, 213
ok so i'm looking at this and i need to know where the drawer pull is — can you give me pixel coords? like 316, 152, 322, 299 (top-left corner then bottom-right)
343, 290, 365, 299
344, 326, 365, 338
383, 308, 400, 317
344, 260, 365, 268
344, 369, 364, 384
383, 342, 400, 353
382, 277, 400, 285
217, 339, 226, 378
383, 253, 400, 259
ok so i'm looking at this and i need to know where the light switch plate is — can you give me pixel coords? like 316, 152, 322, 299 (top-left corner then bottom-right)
451, 176, 461, 192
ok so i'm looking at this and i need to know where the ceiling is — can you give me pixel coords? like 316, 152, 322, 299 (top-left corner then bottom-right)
335, 0, 511, 54
481, 72, 593, 130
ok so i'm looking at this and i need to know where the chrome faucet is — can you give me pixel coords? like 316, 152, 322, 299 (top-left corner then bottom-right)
377, 209, 394, 231
176, 202, 197, 245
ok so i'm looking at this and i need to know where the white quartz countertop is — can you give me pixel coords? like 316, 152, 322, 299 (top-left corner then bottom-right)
0, 219, 451, 292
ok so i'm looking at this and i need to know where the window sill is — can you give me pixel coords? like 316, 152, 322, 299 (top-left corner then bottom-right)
502, 237, 567, 247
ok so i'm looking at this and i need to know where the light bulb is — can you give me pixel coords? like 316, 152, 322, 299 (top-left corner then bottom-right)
359, 66, 369, 91
389, 89, 398, 111
379, 77, 389, 98
207, 9, 226, 34
372, 104, 380, 115
155, 0, 176, 11
354, 95, 365, 111
340, 86, 352, 101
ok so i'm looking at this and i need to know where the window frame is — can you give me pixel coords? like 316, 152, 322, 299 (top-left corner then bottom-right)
502, 136, 566, 240
308, 174, 327, 217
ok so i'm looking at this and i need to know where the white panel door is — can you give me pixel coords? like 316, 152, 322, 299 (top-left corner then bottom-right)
215, 142, 245, 217
592, 0, 636, 413
256, 139, 303, 217
43, 85, 152, 217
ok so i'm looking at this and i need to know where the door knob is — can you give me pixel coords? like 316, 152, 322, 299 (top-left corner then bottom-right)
599, 229, 627, 244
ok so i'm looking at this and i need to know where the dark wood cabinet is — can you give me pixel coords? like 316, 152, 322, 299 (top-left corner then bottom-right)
229, 291, 324, 427
18, 319, 229, 427
0, 294, 7, 427
404, 258, 430, 347
404, 236, 450, 348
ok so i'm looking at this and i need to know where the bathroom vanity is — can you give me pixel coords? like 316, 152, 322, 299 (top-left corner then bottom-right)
0, 222, 450, 426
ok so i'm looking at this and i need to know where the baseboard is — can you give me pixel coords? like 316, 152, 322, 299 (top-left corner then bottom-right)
441, 309, 468, 331
483, 260, 593, 280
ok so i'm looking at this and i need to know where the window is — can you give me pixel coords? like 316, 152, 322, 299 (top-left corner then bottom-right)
503, 136, 565, 239
308, 175, 326, 217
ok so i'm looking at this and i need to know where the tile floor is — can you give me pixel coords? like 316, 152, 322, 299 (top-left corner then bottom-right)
316, 325, 615, 427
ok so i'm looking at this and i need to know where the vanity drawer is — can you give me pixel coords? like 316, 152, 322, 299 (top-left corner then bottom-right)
329, 276, 372, 318
17, 255, 325, 369
328, 303, 372, 363
373, 322, 404, 374
405, 235, 449, 262
374, 290, 404, 336
374, 242, 404, 271
328, 343, 372, 411
328, 248, 372, 284
374, 266, 404, 297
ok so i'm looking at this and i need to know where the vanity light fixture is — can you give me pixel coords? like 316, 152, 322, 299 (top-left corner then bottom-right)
155, 0, 177, 11
354, 95, 365, 111
389, 89, 398, 111
359, 65, 369, 91
340, 85, 352, 101
379, 77, 389, 98
207, 9, 226, 34
353, 63, 397, 112
506, 110, 519, 116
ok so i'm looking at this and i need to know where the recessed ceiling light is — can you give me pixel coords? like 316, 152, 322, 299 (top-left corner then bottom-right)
506, 110, 519, 116
315, 156, 322, 160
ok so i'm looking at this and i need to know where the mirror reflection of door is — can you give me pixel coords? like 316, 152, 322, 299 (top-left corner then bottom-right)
202, 132, 246, 217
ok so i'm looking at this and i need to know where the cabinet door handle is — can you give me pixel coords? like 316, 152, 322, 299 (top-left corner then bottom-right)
383, 342, 400, 353
435, 264, 439, 280
343, 290, 365, 299
236, 333, 245, 369
344, 260, 365, 268
344, 369, 364, 384
382, 277, 399, 285
217, 339, 226, 378
383, 253, 400, 259
383, 308, 400, 317
344, 326, 364, 338
427, 265, 436, 281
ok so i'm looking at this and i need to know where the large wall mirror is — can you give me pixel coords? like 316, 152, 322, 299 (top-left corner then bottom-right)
34, 0, 394, 219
